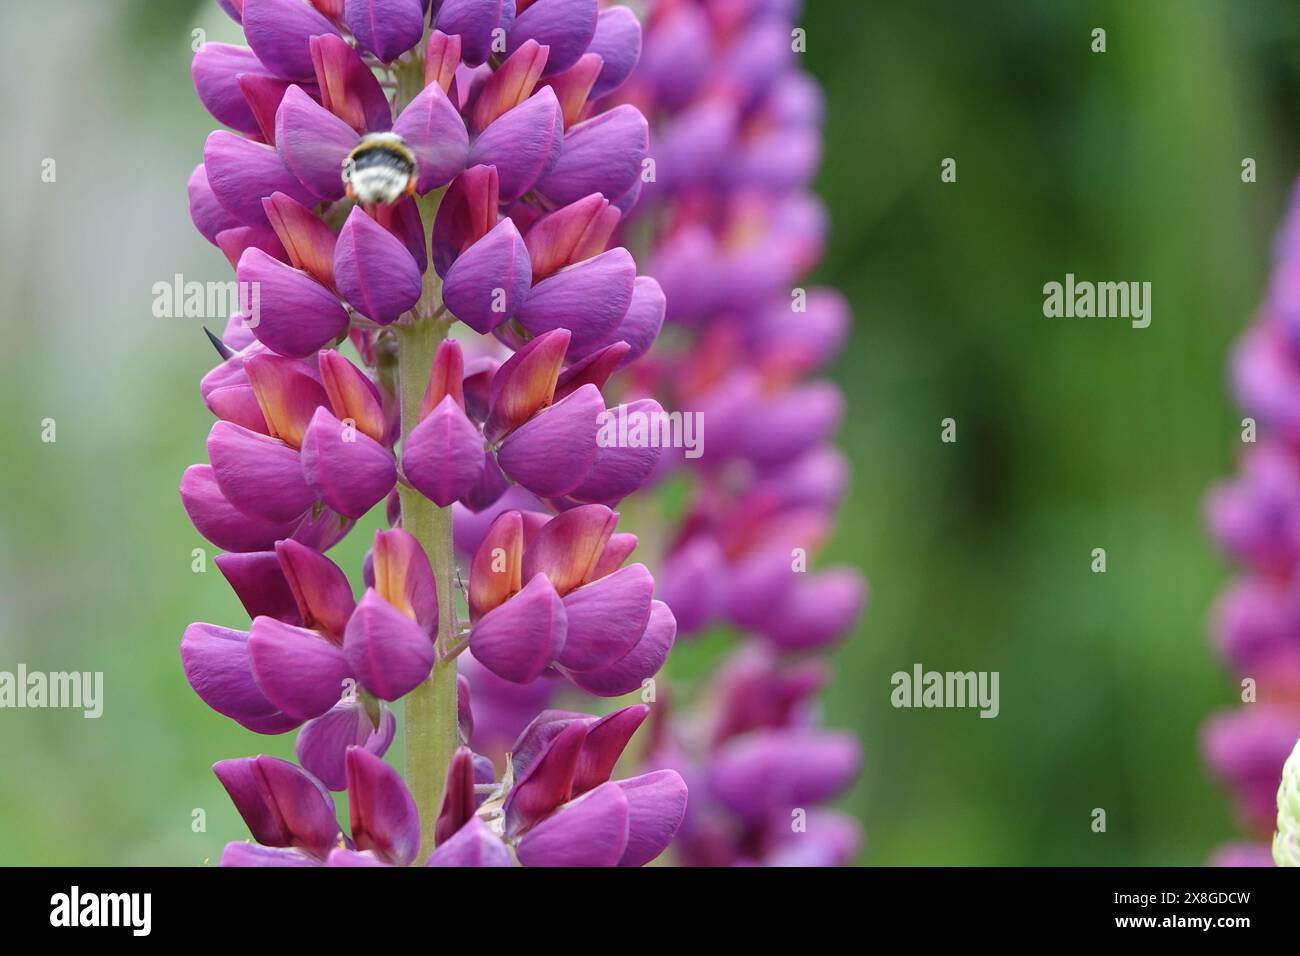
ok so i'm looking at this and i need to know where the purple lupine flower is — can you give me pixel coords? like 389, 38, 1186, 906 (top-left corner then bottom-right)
432, 704, 688, 867
220, 705, 686, 867
295, 697, 397, 790
433, 164, 657, 350
1203, 182, 1300, 865
182, 529, 436, 777
188, 346, 397, 540
216, 748, 422, 866
464, 504, 676, 692
398, 331, 666, 508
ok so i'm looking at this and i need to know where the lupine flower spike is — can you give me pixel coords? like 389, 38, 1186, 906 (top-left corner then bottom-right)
182, 0, 690, 867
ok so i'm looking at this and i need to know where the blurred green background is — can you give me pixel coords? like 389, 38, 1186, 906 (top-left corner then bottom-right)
2, 0, 1297, 865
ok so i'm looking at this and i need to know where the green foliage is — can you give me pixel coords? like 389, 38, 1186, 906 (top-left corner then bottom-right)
799, 0, 1300, 864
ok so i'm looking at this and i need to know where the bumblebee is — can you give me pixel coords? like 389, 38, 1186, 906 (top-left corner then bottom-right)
341, 133, 419, 205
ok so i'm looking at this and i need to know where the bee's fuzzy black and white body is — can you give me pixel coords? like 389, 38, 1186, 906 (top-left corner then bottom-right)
341, 133, 419, 205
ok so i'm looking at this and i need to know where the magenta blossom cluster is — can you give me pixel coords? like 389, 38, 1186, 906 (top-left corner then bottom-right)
461, 503, 675, 691
217, 704, 686, 866
179, 0, 691, 866
1203, 181, 1300, 867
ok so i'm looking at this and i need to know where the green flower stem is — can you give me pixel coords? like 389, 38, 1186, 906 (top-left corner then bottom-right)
391, 51, 461, 862
397, 315, 458, 863
392, 112, 455, 854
